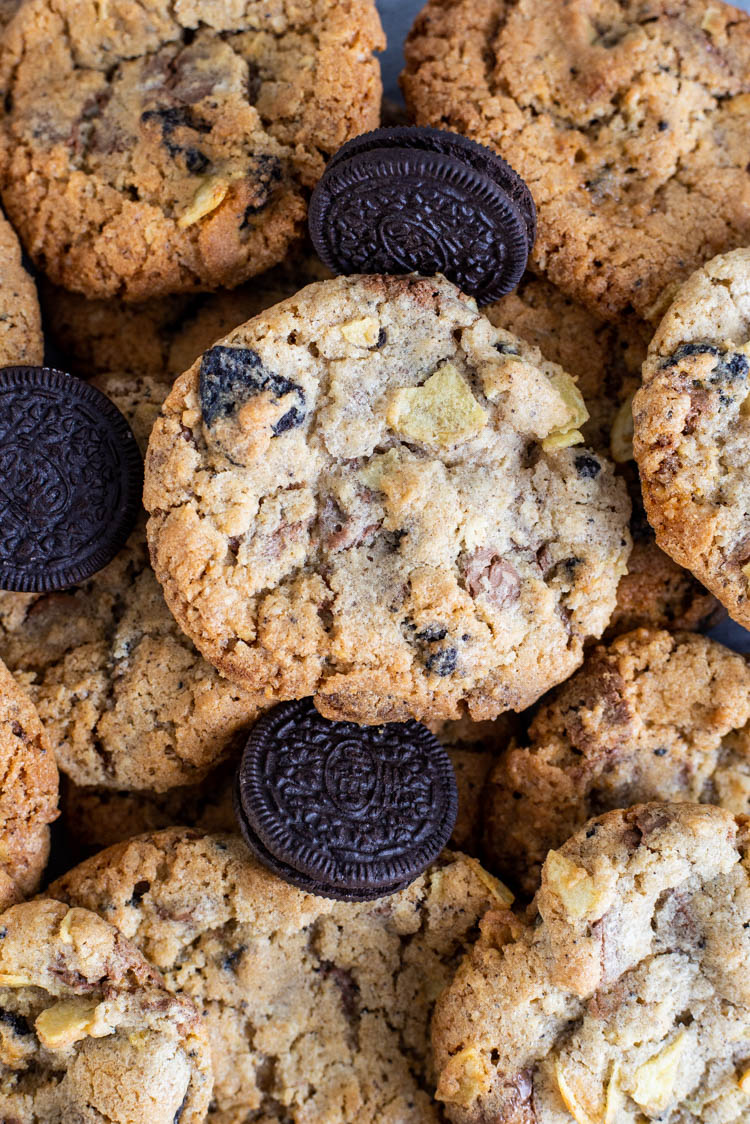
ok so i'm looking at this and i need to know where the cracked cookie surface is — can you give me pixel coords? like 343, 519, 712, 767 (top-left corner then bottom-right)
0, 210, 43, 368
403, 0, 750, 322
49, 828, 511, 1123
483, 629, 750, 896
0, 658, 58, 910
433, 802, 750, 1124
144, 273, 631, 723
634, 247, 750, 628
0, 0, 383, 300
0, 371, 267, 792
0, 898, 211, 1123
488, 276, 722, 637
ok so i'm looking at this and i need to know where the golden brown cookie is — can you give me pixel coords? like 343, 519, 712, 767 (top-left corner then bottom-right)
50, 828, 512, 1123
483, 629, 750, 896
144, 273, 631, 723
0, 371, 267, 793
403, 0, 750, 322
634, 247, 750, 628
0, 0, 383, 300
0, 658, 57, 909
0, 208, 42, 368
488, 274, 723, 635
433, 803, 750, 1124
0, 898, 212, 1122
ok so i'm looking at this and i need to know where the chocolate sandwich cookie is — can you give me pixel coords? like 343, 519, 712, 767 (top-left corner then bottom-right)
235, 699, 458, 900
0, 367, 143, 592
310, 126, 535, 303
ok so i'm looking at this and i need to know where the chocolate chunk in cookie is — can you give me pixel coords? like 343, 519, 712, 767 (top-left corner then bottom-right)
310, 126, 535, 303
236, 699, 457, 899
0, 367, 142, 592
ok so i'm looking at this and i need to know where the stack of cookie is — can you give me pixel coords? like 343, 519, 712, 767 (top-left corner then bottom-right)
0, 0, 747, 1120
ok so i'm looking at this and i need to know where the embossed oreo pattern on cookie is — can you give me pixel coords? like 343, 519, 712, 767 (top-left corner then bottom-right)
237, 700, 457, 895
310, 128, 535, 304
0, 368, 143, 591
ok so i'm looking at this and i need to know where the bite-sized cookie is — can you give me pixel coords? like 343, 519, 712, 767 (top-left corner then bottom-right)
0, 658, 57, 909
483, 629, 750, 896
145, 274, 631, 723
0, 0, 383, 301
433, 802, 750, 1124
42, 250, 333, 380
62, 713, 519, 859
0, 209, 42, 367
50, 828, 511, 1123
634, 247, 750, 628
489, 275, 723, 635
0, 898, 212, 1123
0, 371, 267, 791
403, 0, 750, 322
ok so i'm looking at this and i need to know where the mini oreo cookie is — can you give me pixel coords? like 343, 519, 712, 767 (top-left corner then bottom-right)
235, 699, 458, 900
0, 367, 143, 591
309, 126, 536, 304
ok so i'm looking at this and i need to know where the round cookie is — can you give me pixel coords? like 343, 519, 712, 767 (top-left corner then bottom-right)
61, 713, 520, 859
144, 273, 631, 723
0, 0, 384, 301
634, 247, 750, 628
0, 208, 42, 367
0, 657, 58, 909
0, 898, 211, 1123
403, 0, 750, 323
488, 274, 723, 636
42, 249, 333, 380
483, 629, 750, 897
433, 802, 750, 1124
0, 371, 267, 791
49, 828, 512, 1123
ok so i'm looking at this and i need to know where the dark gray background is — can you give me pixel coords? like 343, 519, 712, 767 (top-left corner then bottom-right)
374, 0, 750, 652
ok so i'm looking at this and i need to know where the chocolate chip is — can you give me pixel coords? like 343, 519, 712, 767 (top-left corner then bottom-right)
184, 147, 210, 174
425, 647, 458, 676
0, 1009, 31, 1036
574, 454, 602, 479
494, 341, 521, 356
199, 345, 305, 433
463, 549, 520, 607
309, 126, 536, 305
128, 879, 150, 906
416, 625, 447, 642
0, 367, 143, 593
234, 699, 457, 901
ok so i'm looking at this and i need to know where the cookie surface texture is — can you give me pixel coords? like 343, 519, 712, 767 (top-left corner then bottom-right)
49, 828, 511, 1123
0, 210, 43, 368
0, 0, 384, 300
0, 898, 212, 1123
483, 628, 750, 896
144, 274, 631, 723
634, 247, 750, 627
433, 802, 750, 1124
403, 0, 750, 321
0, 372, 267, 791
0, 658, 58, 909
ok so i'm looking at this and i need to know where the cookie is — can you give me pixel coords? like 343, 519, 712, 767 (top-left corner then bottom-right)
403, 0, 750, 322
634, 247, 750, 628
0, 209, 43, 368
488, 274, 723, 635
144, 273, 631, 723
61, 713, 519, 860
433, 802, 750, 1124
0, 0, 384, 300
0, 658, 57, 909
49, 827, 512, 1123
0, 371, 268, 791
0, 367, 144, 593
236, 699, 458, 900
483, 628, 750, 897
309, 126, 536, 303
0, 898, 211, 1123
41, 249, 333, 380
